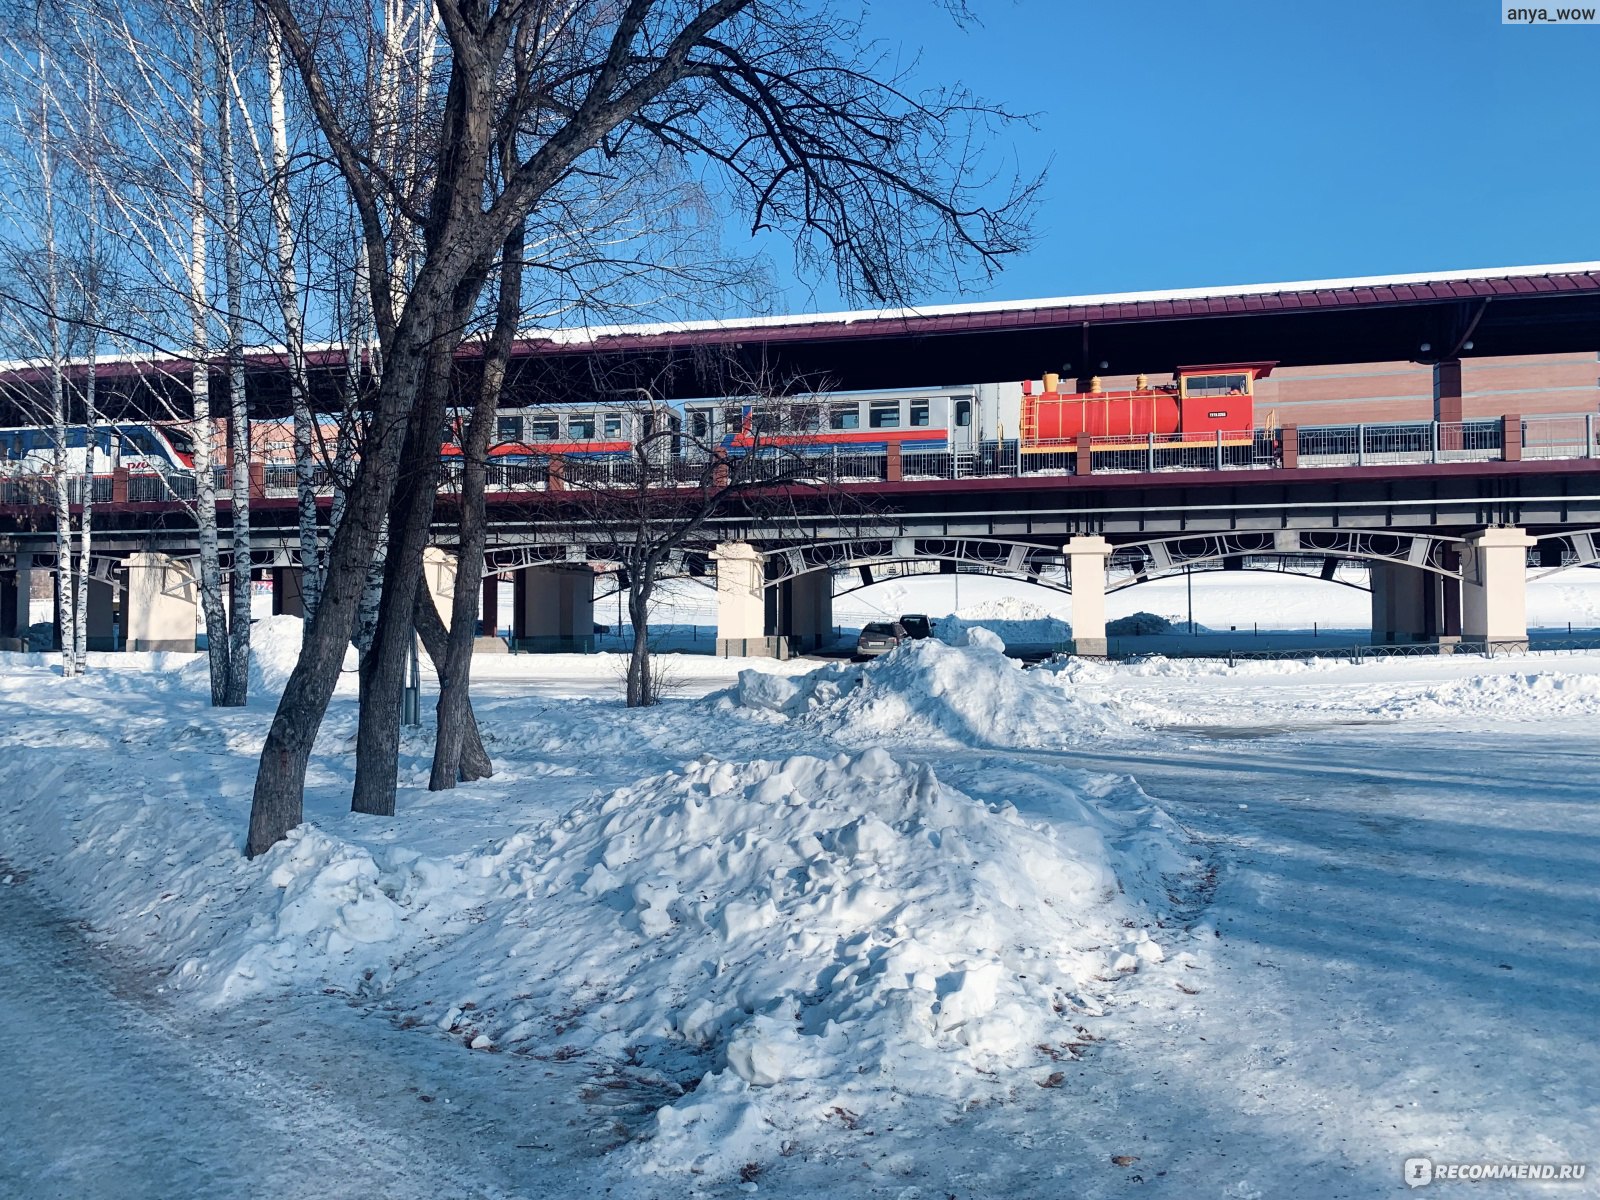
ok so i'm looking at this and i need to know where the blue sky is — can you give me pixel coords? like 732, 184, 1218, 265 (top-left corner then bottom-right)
749, 0, 1600, 312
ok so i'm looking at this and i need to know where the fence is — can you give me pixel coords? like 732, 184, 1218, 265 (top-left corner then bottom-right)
5, 414, 1598, 507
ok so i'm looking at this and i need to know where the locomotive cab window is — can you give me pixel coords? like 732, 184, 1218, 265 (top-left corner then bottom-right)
1181, 373, 1251, 399
830, 405, 860, 430
869, 400, 901, 429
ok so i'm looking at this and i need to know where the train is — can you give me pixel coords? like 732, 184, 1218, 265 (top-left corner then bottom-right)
1, 365, 1277, 479
0, 422, 196, 475
1020, 364, 1274, 451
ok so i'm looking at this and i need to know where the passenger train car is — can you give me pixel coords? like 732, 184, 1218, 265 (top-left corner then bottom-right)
680, 384, 1016, 457
0, 422, 195, 475
472, 399, 672, 461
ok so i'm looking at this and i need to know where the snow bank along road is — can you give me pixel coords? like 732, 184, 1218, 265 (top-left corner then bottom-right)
1, 627, 1598, 1198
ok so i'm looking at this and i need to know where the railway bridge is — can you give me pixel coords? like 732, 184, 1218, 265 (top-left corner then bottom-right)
4, 262, 1600, 656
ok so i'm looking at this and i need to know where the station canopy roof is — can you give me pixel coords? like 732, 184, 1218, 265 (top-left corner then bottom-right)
4, 261, 1599, 420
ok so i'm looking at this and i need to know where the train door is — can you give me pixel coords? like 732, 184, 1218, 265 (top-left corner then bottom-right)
947, 395, 972, 454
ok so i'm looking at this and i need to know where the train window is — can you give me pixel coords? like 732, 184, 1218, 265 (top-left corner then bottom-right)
603, 413, 624, 439
689, 410, 710, 439
529, 416, 559, 440
910, 400, 930, 427
830, 405, 860, 430
163, 427, 194, 455
1183, 373, 1250, 398
955, 399, 972, 428
567, 412, 596, 439
722, 405, 743, 434
869, 400, 901, 429
497, 416, 521, 441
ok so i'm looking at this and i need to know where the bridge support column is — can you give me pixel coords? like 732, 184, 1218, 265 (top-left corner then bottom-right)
771, 571, 833, 654
13, 554, 31, 641
85, 573, 117, 652
1461, 528, 1534, 649
271, 566, 305, 617
1064, 535, 1111, 657
512, 564, 594, 652
1368, 562, 1455, 646
481, 574, 499, 636
714, 542, 787, 658
421, 547, 458, 628
126, 553, 197, 652
0, 558, 20, 650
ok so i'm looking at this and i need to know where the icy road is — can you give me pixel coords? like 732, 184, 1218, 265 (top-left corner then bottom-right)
2, 637, 1599, 1197
0, 868, 616, 1200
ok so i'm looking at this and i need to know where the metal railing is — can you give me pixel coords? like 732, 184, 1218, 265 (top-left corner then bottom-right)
4, 414, 1598, 509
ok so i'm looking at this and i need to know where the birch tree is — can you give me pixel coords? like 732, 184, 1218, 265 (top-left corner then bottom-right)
246, 0, 1036, 853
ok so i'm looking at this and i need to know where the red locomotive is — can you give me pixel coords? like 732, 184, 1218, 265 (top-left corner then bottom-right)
1020, 363, 1274, 452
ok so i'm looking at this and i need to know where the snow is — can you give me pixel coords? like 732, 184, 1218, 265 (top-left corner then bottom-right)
723, 637, 1134, 747
2, 586, 1599, 1197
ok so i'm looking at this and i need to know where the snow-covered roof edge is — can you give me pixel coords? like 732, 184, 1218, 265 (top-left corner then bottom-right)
525, 261, 1600, 346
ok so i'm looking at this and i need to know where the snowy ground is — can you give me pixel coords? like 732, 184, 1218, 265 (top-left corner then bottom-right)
1, 599, 1597, 1197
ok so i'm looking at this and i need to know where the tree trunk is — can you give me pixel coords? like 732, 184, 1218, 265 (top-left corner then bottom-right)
247, 292, 443, 854
429, 215, 522, 790
38, 37, 78, 677
219, 14, 251, 707
350, 344, 453, 816
264, 28, 319, 631
73, 344, 95, 667
415, 576, 490, 784
626, 581, 653, 708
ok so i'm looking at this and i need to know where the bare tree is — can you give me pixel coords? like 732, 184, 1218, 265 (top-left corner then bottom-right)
244, 0, 1035, 853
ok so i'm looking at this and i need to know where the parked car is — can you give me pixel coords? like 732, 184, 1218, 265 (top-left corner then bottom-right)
898, 613, 934, 640
855, 620, 908, 659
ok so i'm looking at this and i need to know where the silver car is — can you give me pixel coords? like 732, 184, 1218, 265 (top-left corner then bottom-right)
855, 620, 907, 659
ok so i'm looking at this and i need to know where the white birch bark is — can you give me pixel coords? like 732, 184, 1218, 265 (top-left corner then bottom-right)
37, 39, 79, 677
186, 18, 230, 707
73, 339, 94, 667
259, 29, 320, 627
217, 8, 250, 706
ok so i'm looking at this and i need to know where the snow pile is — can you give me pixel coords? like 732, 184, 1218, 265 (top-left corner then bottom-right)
0, 739, 1195, 1178
935, 606, 1072, 650
1356, 670, 1600, 721
726, 639, 1132, 747
954, 596, 1055, 623
439, 750, 1190, 1174
177, 615, 352, 701
1107, 611, 1174, 636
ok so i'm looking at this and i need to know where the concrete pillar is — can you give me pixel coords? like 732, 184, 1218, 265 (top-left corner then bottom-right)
422, 547, 457, 629
1064, 535, 1111, 656
13, 553, 30, 640
514, 564, 594, 652
126, 551, 199, 652
1369, 561, 1462, 647
713, 542, 787, 658
271, 566, 305, 617
774, 570, 833, 653
85, 573, 117, 652
480, 574, 498, 636
1460, 527, 1535, 648
0, 561, 18, 649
